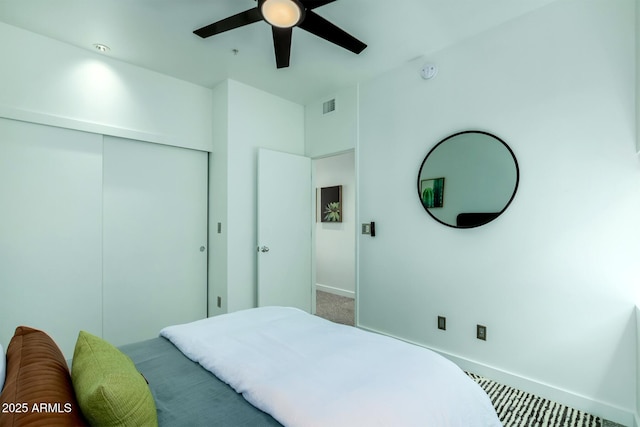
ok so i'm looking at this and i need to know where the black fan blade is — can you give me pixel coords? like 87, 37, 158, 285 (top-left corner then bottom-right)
272, 27, 293, 68
300, 0, 336, 9
194, 8, 262, 38
298, 11, 366, 54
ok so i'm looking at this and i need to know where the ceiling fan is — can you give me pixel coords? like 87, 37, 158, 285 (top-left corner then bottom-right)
193, 0, 367, 69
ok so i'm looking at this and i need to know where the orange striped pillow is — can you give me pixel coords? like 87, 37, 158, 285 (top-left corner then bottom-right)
0, 326, 87, 427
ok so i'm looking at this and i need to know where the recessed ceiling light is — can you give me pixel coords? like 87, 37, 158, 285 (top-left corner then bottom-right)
93, 43, 111, 53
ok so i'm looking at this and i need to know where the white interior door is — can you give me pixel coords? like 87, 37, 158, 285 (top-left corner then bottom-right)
102, 136, 208, 346
257, 149, 312, 312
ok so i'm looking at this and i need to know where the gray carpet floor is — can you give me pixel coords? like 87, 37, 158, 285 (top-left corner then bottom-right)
314, 290, 626, 427
315, 290, 354, 326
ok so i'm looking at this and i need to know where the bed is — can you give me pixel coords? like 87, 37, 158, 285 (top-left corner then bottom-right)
0, 307, 501, 426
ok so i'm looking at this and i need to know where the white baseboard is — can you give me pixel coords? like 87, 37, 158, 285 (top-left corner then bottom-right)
315, 283, 355, 299
357, 324, 635, 427
447, 356, 635, 427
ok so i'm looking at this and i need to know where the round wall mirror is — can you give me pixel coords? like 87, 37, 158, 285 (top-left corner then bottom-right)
417, 131, 519, 228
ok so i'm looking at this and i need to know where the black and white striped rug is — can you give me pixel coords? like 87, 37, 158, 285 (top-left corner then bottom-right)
466, 372, 603, 427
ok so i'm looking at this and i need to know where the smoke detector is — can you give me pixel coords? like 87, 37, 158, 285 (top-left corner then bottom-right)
420, 63, 438, 80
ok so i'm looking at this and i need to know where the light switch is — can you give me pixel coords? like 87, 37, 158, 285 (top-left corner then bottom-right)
362, 223, 371, 235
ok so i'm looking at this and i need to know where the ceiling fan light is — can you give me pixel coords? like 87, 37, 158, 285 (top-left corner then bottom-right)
261, 0, 302, 28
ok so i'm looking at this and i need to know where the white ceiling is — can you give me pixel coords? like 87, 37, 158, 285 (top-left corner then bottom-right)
0, 0, 557, 105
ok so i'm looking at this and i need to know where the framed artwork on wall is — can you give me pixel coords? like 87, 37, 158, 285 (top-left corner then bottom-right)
420, 178, 444, 208
318, 185, 342, 222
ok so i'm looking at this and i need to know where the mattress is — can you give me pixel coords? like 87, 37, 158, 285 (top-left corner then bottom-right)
160, 307, 501, 427
119, 336, 281, 426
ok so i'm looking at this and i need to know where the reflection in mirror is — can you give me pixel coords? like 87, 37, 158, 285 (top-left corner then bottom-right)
417, 131, 519, 228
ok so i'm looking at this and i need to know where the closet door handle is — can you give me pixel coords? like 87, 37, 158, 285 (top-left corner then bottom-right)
259, 246, 270, 253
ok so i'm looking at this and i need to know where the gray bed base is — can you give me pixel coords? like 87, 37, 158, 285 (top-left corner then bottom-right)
120, 337, 282, 427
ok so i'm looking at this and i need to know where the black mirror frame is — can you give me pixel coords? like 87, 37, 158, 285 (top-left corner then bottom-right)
417, 130, 520, 229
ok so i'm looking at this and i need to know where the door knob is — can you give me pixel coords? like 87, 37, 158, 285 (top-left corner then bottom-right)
260, 246, 270, 253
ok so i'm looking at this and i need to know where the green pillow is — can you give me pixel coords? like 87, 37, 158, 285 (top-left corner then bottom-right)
71, 331, 158, 427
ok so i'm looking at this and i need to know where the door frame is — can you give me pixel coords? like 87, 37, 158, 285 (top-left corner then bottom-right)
310, 148, 357, 319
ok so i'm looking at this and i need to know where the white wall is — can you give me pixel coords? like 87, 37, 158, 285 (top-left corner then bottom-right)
0, 22, 212, 151
636, 0, 639, 155
305, 85, 358, 158
210, 80, 306, 313
315, 151, 356, 297
357, 1, 638, 424
635, 5, 639, 425
208, 83, 230, 316
637, 307, 640, 426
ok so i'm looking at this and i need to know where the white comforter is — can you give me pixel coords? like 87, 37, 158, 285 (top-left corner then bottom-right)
160, 307, 501, 427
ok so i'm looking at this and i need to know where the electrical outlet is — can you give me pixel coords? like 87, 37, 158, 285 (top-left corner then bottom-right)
437, 316, 446, 331
477, 324, 487, 341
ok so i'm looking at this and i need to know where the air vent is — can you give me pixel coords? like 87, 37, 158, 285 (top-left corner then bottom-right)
323, 98, 336, 114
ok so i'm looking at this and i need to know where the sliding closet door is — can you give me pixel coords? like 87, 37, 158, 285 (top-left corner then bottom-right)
102, 136, 208, 346
0, 118, 103, 358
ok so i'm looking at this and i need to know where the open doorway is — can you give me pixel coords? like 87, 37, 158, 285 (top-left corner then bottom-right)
313, 150, 355, 326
